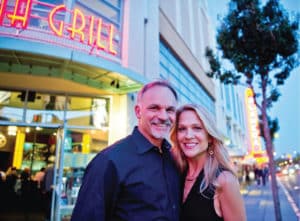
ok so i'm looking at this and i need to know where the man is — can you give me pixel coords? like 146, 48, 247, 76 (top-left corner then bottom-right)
71, 80, 181, 221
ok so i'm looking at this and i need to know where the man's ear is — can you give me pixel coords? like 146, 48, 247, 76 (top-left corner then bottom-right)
135, 105, 141, 119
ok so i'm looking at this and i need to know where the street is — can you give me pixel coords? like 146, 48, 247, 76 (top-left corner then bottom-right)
243, 169, 300, 221
278, 169, 300, 215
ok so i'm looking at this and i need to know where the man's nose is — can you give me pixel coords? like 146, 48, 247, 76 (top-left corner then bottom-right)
158, 109, 169, 119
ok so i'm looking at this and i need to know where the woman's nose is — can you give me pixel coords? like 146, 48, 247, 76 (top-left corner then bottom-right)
185, 129, 194, 138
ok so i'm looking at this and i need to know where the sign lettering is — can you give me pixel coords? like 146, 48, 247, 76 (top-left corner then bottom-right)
0, 0, 119, 56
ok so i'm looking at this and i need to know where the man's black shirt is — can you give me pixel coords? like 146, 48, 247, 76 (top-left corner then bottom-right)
71, 127, 181, 221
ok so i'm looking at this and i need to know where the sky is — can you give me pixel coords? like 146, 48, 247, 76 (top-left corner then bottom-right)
207, 0, 300, 158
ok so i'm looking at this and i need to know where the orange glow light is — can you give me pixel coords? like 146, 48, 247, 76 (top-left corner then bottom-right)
6, 0, 33, 28
245, 88, 262, 155
49, 4, 65, 36
0, 0, 8, 25
95, 18, 105, 50
88, 15, 95, 45
67, 8, 85, 42
108, 24, 117, 55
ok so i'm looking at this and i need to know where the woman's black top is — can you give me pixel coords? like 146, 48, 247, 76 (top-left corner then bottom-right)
180, 169, 224, 221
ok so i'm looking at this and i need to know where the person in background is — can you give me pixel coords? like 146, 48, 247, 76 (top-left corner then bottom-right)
71, 80, 181, 221
0, 168, 6, 182
20, 167, 32, 220
34, 167, 46, 190
261, 165, 269, 186
244, 165, 251, 184
170, 104, 246, 221
42, 164, 55, 221
254, 165, 262, 186
5, 166, 19, 209
0, 168, 7, 211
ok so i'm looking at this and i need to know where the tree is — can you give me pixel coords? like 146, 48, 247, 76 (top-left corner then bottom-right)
205, 0, 299, 220
259, 115, 279, 141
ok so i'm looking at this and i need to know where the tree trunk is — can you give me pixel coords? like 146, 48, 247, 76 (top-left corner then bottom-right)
261, 99, 282, 221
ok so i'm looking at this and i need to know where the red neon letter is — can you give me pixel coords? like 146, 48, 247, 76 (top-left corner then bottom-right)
95, 18, 105, 50
6, 0, 33, 28
67, 8, 85, 42
108, 24, 117, 55
49, 5, 66, 36
88, 15, 95, 45
0, 0, 8, 25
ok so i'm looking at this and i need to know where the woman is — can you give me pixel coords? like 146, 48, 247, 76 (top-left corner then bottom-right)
170, 104, 246, 221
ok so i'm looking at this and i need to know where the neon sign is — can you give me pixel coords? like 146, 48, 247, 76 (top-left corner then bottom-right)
0, 0, 120, 57
245, 88, 262, 154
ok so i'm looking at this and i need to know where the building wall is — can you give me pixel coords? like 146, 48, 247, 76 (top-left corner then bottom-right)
159, 0, 215, 103
215, 81, 248, 158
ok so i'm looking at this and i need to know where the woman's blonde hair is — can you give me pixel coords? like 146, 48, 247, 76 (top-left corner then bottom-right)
170, 104, 236, 194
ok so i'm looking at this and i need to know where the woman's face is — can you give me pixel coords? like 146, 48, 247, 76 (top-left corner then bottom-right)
177, 110, 210, 159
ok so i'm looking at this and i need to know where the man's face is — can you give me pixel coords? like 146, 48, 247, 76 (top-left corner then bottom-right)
135, 85, 177, 147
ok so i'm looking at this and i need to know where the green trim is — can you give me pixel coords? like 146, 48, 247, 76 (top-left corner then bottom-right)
0, 49, 145, 94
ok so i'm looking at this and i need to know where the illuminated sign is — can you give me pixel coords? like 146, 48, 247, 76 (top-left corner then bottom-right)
245, 88, 262, 155
0, 0, 120, 58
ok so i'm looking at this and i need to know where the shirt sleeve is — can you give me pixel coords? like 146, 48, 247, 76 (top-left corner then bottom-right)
70, 154, 119, 221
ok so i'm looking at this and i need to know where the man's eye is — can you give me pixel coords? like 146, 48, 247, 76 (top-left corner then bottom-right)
148, 106, 158, 111
167, 109, 175, 113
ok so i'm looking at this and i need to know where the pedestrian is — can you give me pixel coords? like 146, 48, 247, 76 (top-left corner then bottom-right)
261, 165, 269, 186
71, 80, 181, 221
244, 166, 251, 184
170, 104, 246, 221
254, 166, 262, 186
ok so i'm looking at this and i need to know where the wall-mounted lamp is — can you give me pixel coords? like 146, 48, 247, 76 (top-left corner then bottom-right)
110, 80, 116, 86
110, 79, 120, 89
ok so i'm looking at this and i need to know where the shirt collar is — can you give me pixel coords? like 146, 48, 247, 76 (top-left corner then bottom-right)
132, 126, 172, 154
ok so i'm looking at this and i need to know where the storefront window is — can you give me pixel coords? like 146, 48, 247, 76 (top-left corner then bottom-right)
58, 127, 106, 220
0, 88, 111, 220
66, 95, 109, 129
24, 93, 65, 124
0, 90, 25, 122
75, 0, 122, 26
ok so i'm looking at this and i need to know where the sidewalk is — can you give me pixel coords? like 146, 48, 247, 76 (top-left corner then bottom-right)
242, 179, 299, 221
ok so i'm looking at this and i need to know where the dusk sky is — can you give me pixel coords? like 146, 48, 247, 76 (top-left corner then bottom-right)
207, 0, 300, 158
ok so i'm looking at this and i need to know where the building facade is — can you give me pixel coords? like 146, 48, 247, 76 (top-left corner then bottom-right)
0, 0, 217, 220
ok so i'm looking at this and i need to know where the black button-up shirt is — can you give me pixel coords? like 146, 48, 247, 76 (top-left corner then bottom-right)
71, 127, 181, 221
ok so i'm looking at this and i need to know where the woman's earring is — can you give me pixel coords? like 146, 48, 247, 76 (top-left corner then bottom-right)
208, 143, 214, 156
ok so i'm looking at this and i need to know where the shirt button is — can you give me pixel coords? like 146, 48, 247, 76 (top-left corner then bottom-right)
172, 205, 176, 209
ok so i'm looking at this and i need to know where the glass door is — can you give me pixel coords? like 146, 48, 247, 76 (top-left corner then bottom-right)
52, 126, 107, 221
0, 125, 61, 221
